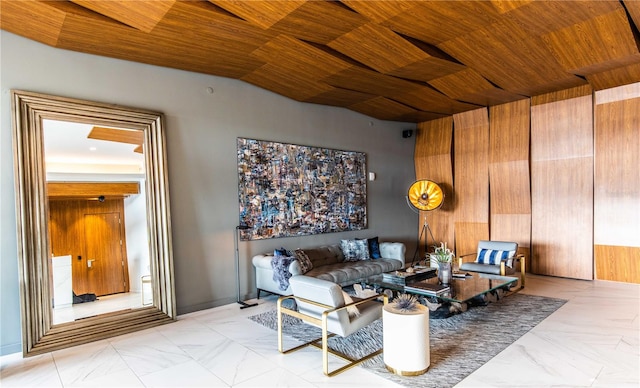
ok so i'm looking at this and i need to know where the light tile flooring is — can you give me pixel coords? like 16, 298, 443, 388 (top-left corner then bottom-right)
1, 275, 638, 387
53, 292, 147, 325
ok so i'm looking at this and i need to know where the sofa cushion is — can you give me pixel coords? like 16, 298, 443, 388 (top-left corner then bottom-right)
303, 245, 344, 267
306, 258, 403, 286
341, 239, 370, 261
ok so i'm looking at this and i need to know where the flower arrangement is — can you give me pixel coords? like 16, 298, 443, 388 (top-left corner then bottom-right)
391, 293, 419, 312
430, 242, 453, 263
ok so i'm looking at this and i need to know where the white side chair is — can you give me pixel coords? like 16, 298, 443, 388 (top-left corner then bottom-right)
277, 275, 387, 376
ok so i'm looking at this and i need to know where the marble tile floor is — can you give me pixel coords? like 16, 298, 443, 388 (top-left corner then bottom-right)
53, 292, 147, 325
1, 275, 638, 387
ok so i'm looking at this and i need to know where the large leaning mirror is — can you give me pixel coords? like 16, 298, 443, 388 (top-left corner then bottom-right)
11, 90, 176, 356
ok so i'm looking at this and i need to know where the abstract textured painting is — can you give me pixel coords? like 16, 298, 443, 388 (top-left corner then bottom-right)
237, 138, 367, 240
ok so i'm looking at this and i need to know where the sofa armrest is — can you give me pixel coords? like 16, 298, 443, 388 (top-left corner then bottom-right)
379, 242, 406, 266
252, 254, 303, 275
252, 254, 274, 269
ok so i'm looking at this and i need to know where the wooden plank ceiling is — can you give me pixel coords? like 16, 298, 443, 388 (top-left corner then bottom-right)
3, 0, 640, 122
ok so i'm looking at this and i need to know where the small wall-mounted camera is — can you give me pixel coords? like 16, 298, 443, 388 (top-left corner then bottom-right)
402, 129, 413, 138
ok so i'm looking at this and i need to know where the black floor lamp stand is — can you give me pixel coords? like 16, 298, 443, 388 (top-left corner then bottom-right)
409, 218, 436, 267
235, 225, 258, 309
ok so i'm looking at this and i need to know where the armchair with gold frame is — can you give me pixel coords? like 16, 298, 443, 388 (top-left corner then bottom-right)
458, 240, 526, 289
277, 275, 388, 377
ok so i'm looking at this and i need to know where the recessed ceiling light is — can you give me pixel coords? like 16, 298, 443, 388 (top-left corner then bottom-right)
89, 147, 97, 151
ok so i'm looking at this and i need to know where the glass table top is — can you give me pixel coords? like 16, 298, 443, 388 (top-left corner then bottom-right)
363, 271, 518, 304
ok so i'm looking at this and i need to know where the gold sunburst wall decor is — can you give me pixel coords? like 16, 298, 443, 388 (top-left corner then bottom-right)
407, 179, 444, 212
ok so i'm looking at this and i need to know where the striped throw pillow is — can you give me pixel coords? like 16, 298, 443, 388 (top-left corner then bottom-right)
476, 248, 516, 268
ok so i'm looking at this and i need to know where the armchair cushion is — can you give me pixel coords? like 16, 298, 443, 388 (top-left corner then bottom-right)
476, 248, 516, 267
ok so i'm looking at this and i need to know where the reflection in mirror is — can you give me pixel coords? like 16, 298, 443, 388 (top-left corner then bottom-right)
43, 120, 152, 324
12, 90, 175, 356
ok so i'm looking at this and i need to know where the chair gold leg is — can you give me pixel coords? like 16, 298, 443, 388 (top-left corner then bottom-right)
278, 294, 386, 377
323, 317, 330, 375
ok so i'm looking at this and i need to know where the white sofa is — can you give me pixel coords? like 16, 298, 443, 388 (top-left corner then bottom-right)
252, 242, 406, 297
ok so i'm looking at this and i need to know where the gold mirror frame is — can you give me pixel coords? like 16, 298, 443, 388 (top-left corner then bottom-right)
11, 90, 176, 356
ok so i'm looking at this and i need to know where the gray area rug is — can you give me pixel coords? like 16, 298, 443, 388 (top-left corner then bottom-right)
249, 293, 566, 388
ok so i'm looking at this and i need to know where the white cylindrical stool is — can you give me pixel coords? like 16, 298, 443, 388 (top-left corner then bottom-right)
383, 303, 430, 375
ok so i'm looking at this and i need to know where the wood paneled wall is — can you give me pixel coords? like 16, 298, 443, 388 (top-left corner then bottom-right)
415, 81, 640, 284
594, 84, 640, 283
531, 85, 594, 279
488, 99, 531, 254
414, 117, 454, 256
452, 108, 489, 256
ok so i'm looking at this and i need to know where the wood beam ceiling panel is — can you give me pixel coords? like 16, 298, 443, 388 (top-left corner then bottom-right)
439, 18, 585, 96
304, 88, 375, 108
387, 52, 467, 83
504, 0, 622, 36
251, 35, 352, 80
541, 9, 640, 75
489, 0, 534, 14
209, 0, 305, 29
393, 87, 481, 116
340, 0, 417, 24
241, 63, 333, 102
322, 67, 423, 99
4, 0, 640, 123
267, 0, 367, 44
395, 111, 448, 123
328, 23, 435, 74
379, 1, 503, 45
429, 69, 526, 106
624, 0, 640, 30
0, 0, 66, 46
348, 97, 417, 121
164, 1, 275, 48
70, 0, 176, 33
56, 1, 270, 78
586, 62, 640, 91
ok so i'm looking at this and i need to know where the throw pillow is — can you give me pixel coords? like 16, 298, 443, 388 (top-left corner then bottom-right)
367, 236, 381, 259
341, 239, 370, 261
341, 291, 360, 318
475, 248, 516, 267
294, 249, 313, 274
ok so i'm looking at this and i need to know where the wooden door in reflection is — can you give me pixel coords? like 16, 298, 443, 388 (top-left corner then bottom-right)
85, 212, 126, 296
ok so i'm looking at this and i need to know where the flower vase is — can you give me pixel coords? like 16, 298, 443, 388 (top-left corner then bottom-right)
438, 261, 452, 285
